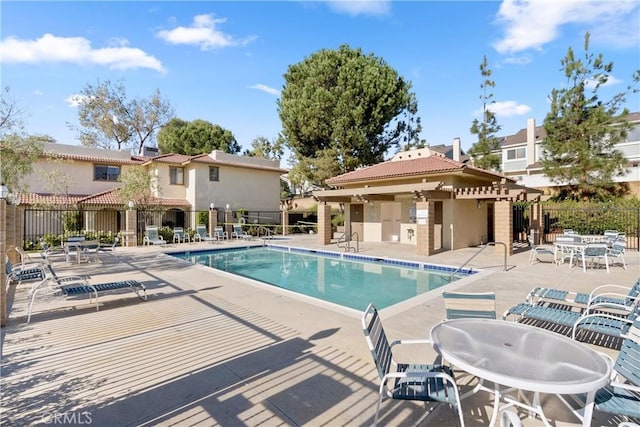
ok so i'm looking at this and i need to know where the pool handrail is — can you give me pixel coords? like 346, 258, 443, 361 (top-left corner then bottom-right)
337, 232, 359, 253
448, 241, 508, 280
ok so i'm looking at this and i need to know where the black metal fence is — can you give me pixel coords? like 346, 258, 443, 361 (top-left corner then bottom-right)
542, 207, 640, 250
512, 205, 530, 242
22, 207, 317, 249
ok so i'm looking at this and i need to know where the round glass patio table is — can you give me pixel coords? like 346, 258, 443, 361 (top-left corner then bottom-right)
430, 319, 611, 426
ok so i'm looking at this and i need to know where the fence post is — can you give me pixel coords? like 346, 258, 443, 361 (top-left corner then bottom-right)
1, 197, 7, 327
209, 207, 217, 235
282, 210, 288, 236
125, 205, 137, 247
224, 206, 232, 237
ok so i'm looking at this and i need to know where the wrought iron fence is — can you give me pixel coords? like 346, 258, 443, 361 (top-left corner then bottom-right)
22, 207, 316, 248
542, 207, 639, 250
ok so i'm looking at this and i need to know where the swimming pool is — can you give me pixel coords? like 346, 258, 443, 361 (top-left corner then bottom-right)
170, 246, 475, 311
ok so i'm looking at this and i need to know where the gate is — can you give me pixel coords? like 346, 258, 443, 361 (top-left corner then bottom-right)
512, 205, 529, 242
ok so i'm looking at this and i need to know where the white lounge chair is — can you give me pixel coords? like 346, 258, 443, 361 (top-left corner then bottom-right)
193, 225, 217, 243
143, 226, 166, 246
231, 225, 251, 240
214, 226, 228, 241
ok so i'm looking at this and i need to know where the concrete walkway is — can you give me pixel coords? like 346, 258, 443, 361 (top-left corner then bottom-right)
1, 236, 638, 426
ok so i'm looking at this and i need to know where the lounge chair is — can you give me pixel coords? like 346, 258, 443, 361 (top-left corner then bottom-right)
143, 226, 166, 246
557, 318, 640, 423
172, 227, 189, 243
361, 303, 465, 426
214, 226, 228, 241
442, 291, 496, 320
231, 225, 251, 240
527, 234, 555, 264
26, 264, 147, 323
193, 225, 217, 243
526, 277, 640, 311
5, 255, 47, 288
503, 298, 640, 344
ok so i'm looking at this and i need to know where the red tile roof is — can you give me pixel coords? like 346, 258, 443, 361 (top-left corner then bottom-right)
42, 151, 142, 165
325, 155, 508, 185
17, 189, 191, 208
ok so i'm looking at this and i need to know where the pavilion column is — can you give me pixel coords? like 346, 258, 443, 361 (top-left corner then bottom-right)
317, 202, 332, 245
415, 200, 435, 256
529, 202, 542, 245
494, 200, 513, 255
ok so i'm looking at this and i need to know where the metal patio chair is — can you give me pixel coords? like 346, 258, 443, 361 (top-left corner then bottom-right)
527, 234, 556, 265
361, 303, 465, 426
558, 318, 640, 423
442, 291, 497, 320
193, 225, 217, 243
577, 243, 610, 273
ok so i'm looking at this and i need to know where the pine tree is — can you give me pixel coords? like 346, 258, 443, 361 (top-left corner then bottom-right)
468, 55, 502, 171
542, 33, 639, 201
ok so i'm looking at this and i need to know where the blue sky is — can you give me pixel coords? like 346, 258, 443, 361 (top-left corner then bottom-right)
2, 0, 639, 165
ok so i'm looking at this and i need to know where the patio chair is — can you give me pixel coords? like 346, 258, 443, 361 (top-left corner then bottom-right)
526, 277, 640, 312
361, 303, 465, 426
231, 224, 251, 240
608, 241, 627, 270
193, 225, 217, 243
442, 291, 496, 320
143, 226, 166, 246
99, 236, 119, 253
527, 234, 555, 264
577, 243, 610, 273
603, 230, 619, 245
26, 264, 147, 323
557, 318, 640, 423
172, 227, 189, 244
214, 226, 228, 241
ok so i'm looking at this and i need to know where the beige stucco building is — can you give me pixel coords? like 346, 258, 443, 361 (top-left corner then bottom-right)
314, 147, 543, 256
16, 142, 286, 238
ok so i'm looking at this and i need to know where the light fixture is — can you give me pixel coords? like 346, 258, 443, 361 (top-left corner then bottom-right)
209, 202, 215, 211
0, 183, 9, 199
477, 200, 482, 209
225, 203, 230, 211
128, 200, 135, 210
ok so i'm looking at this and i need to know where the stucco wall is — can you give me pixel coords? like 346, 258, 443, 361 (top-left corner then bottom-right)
22, 158, 136, 195
192, 164, 281, 212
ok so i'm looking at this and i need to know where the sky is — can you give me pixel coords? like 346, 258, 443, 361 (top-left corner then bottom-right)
1, 0, 639, 166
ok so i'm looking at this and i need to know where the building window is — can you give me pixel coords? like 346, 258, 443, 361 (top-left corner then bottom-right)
170, 167, 184, 185
94, 164, 120, 182
209, 166, 219, 182
506, 147, 526, 160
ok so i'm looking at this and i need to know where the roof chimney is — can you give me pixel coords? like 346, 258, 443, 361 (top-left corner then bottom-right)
526, 118, 535, 166
452, 137, 461, 162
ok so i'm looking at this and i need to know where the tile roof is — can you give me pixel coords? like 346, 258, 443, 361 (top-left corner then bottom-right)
325, 155, 507, 185
140, 152, 288, 173
17, 189, 191, 208
42, 151, 142, 165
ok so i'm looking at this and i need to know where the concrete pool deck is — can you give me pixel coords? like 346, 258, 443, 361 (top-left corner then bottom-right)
1, 235, 638, 426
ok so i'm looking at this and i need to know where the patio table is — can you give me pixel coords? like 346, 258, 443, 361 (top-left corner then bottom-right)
430, 319, 611, 427
554, 241, 587, 267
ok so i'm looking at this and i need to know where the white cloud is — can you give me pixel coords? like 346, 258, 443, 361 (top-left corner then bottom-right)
585, 75, 622, 88
156, 14, 256, 50
0, 33, 165, 72
65, 94, 88, 108
479, 101, 531, 117
249, 84, 280, 96
501, 54, 533, 65
33, 90, 44, 96
493, 0, 638, 54
325, 0, 391, 16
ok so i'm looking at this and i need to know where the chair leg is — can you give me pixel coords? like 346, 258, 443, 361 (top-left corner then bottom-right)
374, 385, 385, 427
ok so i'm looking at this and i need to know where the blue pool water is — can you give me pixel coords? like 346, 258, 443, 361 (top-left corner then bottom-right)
170, 246, 474, 311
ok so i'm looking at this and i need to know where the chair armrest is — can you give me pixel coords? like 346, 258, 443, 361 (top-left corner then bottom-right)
390, 338, 433, 348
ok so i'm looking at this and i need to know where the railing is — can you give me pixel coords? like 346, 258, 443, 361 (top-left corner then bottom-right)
337, 232, 359, 253
258, 226, 272, 243
448, 241, 508, 280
